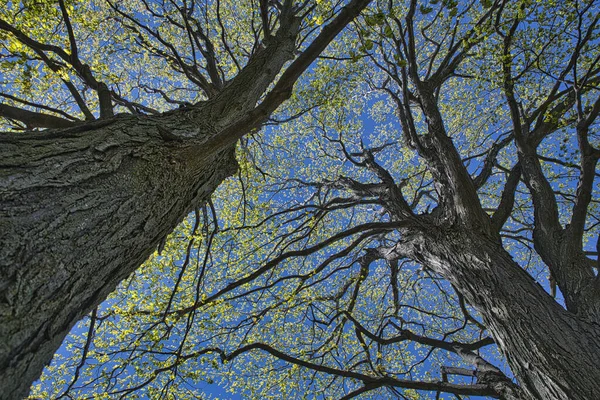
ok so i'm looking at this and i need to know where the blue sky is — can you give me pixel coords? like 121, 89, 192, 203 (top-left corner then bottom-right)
18, 0, 600, 398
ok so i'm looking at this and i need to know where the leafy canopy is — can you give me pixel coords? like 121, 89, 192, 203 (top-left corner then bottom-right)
2, 0, 599, 399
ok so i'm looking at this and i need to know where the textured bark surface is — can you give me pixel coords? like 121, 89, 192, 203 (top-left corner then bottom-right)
0, 22, 298, 398
0, 0, 375, 394
0, 115, 238, 399
396, 227, 600, 400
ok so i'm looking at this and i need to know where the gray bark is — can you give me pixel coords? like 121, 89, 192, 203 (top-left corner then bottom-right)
0, 0, 375, 395
0, 115, 238, 399
0, 23, 298, 399
384, 10, 600, 394
394, 227, 600, 400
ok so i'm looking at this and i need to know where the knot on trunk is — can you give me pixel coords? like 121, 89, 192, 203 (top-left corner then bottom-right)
477, 371, 523, 400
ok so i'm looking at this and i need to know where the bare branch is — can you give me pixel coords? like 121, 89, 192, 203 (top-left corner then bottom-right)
0, 103, 77, 129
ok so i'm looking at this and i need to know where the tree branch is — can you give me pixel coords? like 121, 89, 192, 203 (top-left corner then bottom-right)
0, 103, 77, 129
221, 342, 500, 397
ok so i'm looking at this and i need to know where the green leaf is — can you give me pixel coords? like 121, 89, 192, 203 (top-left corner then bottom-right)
420, 5, 433, 14
365, 15, 377, 26
383, 25, 393, 38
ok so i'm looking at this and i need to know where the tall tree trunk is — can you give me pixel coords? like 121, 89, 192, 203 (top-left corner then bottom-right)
0, 0, 375, 393
397, 228, 600, 400
0, 25, 299, 399
0, 115, 239, 399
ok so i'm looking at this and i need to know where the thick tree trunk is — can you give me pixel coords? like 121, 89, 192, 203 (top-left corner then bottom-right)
0, 20, 299, 397
0, 0, 375, 394
0, 114, 238, 399
397, 228, 600, 400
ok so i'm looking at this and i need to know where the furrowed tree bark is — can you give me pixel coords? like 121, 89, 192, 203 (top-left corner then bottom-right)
381, 5, 600, 395
0, 0, 373, 396
394, 227, 600, 400
0, 117, 238, 399
0, 23, 299, 399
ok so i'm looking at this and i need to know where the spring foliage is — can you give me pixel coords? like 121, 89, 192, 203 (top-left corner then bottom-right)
2, 0, 599, 398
